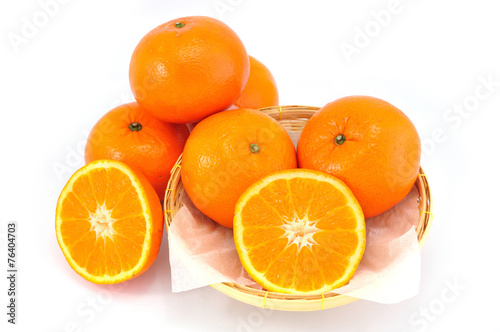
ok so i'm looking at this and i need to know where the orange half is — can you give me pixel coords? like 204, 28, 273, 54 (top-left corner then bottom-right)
55, 160, 163, 284
233, 169, 365, 294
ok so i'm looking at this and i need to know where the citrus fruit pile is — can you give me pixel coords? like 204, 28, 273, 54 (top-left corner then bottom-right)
55, 15, 421, 295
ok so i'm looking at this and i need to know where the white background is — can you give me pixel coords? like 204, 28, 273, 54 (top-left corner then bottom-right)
1, 0, 500, 331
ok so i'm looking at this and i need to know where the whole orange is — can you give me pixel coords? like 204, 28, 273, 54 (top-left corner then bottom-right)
85, 102, 189, 200
234, 56, 279, 109
297, 96, 421, 218
181, 108, 297, 228
129, 16, 250, 123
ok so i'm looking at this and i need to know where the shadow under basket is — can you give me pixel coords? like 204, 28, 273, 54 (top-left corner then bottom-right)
164, 105, 433, 311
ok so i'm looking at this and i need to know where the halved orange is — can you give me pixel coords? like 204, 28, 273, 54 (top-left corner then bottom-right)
55, 159, 163, 284
233, 169, 366, 294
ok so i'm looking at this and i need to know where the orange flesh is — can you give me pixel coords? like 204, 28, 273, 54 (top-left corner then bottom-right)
58, 166, 147, 278
235, 170, 365, 294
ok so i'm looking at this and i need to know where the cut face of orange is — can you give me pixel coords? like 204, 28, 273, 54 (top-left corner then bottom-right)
233, 169, 366, 294
55, 160, 163, 284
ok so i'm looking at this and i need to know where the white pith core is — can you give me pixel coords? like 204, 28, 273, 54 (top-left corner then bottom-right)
282, 215, 319, 250
89, 204, 117, 240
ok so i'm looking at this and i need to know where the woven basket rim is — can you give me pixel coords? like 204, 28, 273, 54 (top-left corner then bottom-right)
163, 105, 433, 311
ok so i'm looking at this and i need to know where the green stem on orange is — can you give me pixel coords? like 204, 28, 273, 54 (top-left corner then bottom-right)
175, 22, 185, 28
250, 143, 261, 154
334, 134, 346, 145
128, 122, 143, 132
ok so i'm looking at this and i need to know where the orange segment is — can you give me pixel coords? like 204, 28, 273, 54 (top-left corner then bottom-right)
86, 237, 106, 276
112, 216, 147, 245
307, 181, 348, 220
314, 206, 358, 230
59, 220, 92, 247
242, 227, 286, 248
288, 177, 318, 219
59, 192, 91, 220
55, 159, 163, 284
293, 247, 324, 292
247, 238, 289, 273
234, 169, 365, 294
105, 167, 134, 210
110, 187, 143, 220
113, 234, 144, 271
70, 231, 98, 268
311, 245, 348, 285
71, 175, 98, 212
258, 179, 295, 221
264, 244, 297, 289
313, 230, 360, 256
87, 166, 108, 206
103, 239, 122, 277
240, 195, 283, 228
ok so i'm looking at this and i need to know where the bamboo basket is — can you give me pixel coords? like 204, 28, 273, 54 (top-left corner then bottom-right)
164, 105, 433, 311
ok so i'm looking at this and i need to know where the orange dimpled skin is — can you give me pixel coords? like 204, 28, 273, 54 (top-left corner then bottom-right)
234, 56, 279, 109
181, 109, 297, 228
297, 96, 421, 218
84, 102, 189, 200
129, 16, 250, 123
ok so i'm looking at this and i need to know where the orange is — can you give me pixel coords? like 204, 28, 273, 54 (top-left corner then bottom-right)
55, 160, 163, 284
84, 102, 189, 201
234, 56, 279, 109
297, 96, 421, 218
181, 108, 297, 228
234, 169, 365, 294
129, 16, 250, 123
